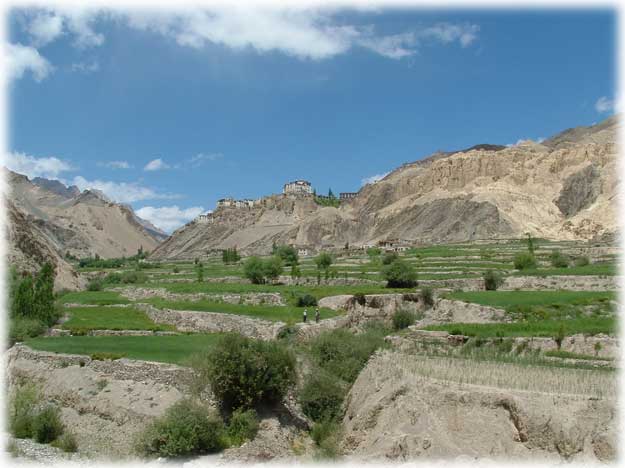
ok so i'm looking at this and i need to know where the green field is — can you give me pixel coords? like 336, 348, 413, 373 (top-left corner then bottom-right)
424, 316, 616, 338
62, 306, 175, 333
26, 334, 224, 365
513, 263, 618, 276
60, 291, 130, 305
446, 290, 615, 310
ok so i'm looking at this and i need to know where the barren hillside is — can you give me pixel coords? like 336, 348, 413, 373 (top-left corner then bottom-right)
152, 116, 619, 260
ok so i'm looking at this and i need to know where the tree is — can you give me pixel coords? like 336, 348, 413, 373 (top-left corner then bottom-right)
196, 262, 204, 283
366, 247, 382, 262
383, 259, 417, 288
263, 256, 283, 283
382, 251, 398, 265
513, 252, 537, 270
526, 233, 536, 254
344, 242, 349, 250
483, 270, 503, 291
12, 274, 34, 318
222, 247, 241, 264
314, 252, 333, 279
243, 257, 266, 284
328, 188, 335, 198
273, 245, 299, 266
33, 263, 55, 324
290, 264, 301, 282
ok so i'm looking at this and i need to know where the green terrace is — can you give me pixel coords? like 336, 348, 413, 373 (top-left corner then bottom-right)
25, 334, 224, 365
61, 306, 176, 334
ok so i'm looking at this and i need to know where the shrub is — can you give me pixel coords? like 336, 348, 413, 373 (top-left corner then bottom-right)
121, 270, 147, 284
299, 372, 346, 422
226, 408, 259, 446
513, 252, 537, 270
243, 257, 266, 284
196, 262, 204, 283
9, 317, 46, 345
172, 266, 180, 273
420, 287, 434, 307
193, 334, 296, 409
87, 279, 103, 291
381, 252, 398, 265
314, 252, 333, 274
311, 419, 341, 459
222, 247, 241, 264
392, 308, 416, 330
366, 247, 382, 261
8, 381, 39, 439
296, 294, 317, 307
483, 269, 504, 291
51, 432, 78, 453
575, 255, 590, 267
550, 250, 569, 268
262, 256, 283, 282
32, 405, 64, 444
103, 272, 123, 284
309, 328, 389, 384
352, 293, 366, 306
136, 399, 225, 457
273, 245, 299, 266
383, 259, 417, 288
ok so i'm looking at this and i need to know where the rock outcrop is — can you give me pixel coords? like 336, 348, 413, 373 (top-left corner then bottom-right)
151, 116, 619, 259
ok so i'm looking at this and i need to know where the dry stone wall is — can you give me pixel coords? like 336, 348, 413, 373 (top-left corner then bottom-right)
114, 286, 284, 306
136, 303, 285, 340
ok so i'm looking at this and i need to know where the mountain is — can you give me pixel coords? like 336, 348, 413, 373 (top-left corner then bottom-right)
6, 170, 164, 259
6, 199, 84, 291
151, 116, 618, 261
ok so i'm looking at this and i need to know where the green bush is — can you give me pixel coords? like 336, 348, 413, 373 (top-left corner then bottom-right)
550, 250, 569, 268
226, 408, 259, 446
86, 279, 103, 291
262, 256, 283, 282
383, 259, 417, 288
8, 381, 39, 439
352, 292, 366, 306
137, 399, 225, 457
103, 272, 123, 284
273, 245, 299, 266
243, 257, 267, 284
121, 270, 147, 284
90, 352, 125, 361
299, 371, 346, 422
193, 334, 296, 409
32, 405, 64, 444
392, 308, 416, 330
9, 317, 46, 345
381, 252, 398, 265
311, 419, 341, 459
420, 287, 434, 307
222, 247, 241, 264
309, 327, 389, 384
483, 269, 504, 291
296, 294, 317, 307
172, 266, 180, 273
575, 255, 590, 267
513, 252, 537, 270
51, 432, 78, 453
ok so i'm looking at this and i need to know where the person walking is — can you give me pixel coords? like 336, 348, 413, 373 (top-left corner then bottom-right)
303, 309, 307, 323
315, 307, 320, 323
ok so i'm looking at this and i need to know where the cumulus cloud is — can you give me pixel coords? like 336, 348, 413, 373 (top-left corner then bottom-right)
144, 158, 171, 171
595, 96, 615, 114
72, 176, 180, 203
361, 171, 389, 186
135, 205, 205, 233
5, 43, 53, 82
27, 12, 64, 46
3, 152, 74, 179
98, 160, 132, 169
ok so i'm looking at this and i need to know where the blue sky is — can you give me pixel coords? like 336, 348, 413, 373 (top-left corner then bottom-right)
5, 6, 617, 232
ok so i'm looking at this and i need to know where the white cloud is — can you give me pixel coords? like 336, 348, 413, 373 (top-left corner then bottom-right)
3, 152, 74, 179
70, 60, 99, 73
28, 12, 64, 46
595, 96, 615, 114
135, 205, 205, 233
361, 171, 389, 186
144, 158, 170, 171
72, 176, 180, 203
5, 42, 53, 82
18, 7, 479, 63
98, 160, 132, 169
188, 153, 223, 167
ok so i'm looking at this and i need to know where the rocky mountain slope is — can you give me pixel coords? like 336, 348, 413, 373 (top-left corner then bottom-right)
6, 170, 164, 259
6, 200, 84, 291
152, 116, 619, 260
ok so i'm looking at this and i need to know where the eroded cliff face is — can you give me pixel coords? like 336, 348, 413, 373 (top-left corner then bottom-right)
151, 117, 619, 260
